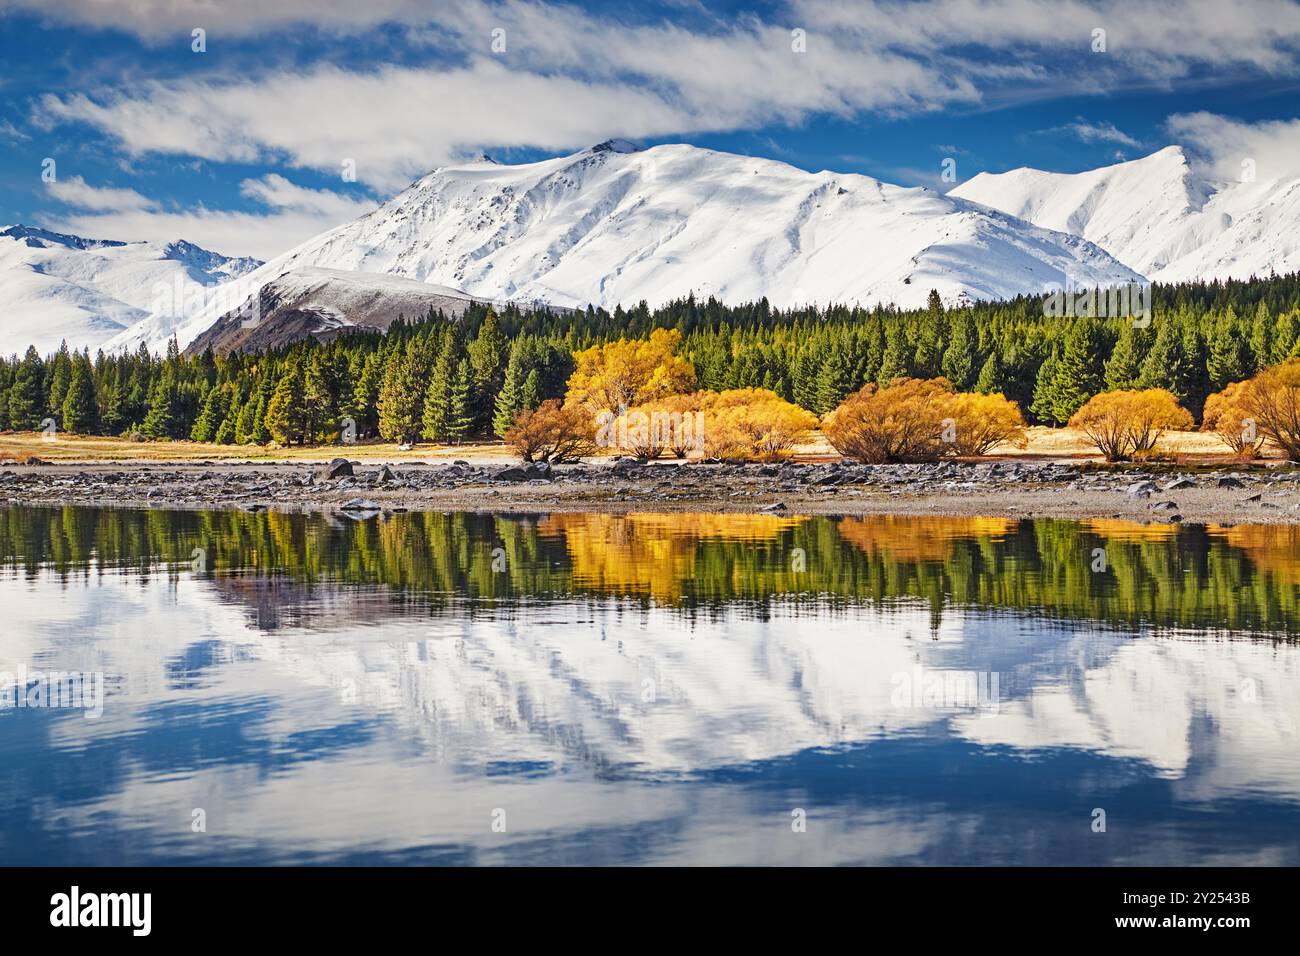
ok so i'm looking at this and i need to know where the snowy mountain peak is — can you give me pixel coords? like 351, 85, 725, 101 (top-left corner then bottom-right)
162, 239, 262, 279
166, 140, 1141, 352
952, 145, 1297, 281
1, 223, 127, 251
590, 138, 643, 154
0, 226, 264, 356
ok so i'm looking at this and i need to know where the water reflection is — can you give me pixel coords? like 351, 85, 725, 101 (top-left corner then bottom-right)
0, 506, 1298, 865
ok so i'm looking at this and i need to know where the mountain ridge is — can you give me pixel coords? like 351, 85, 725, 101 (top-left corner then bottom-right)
951, 146, 1300, 282
167, 140, 1142, 351
0, 225, 262, 356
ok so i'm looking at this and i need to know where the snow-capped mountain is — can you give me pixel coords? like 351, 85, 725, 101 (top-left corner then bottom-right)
185, 267, 494, 355
951, 146, 1300, 282
170, 140, 1141, 351
0, 224, 261, 356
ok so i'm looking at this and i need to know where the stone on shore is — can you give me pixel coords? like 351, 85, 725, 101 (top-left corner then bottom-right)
321, 458, 354, 480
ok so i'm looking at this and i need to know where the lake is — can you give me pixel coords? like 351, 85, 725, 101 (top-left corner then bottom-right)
1, 505, 1298, 865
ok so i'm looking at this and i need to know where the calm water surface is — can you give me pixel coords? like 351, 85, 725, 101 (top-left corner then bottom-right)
1, 505, 1298, 865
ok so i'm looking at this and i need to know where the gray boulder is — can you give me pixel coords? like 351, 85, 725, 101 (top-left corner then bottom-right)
492, 466, 533, 482
1126, 480, 1157, 498
321, 457, 353, 480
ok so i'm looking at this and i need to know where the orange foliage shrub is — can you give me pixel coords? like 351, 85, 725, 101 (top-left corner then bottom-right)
1202, 380, 1266, 459
1235, 357, 1300, 461
605, 392, 704, 459
946, 391, 1029, 456
697, 388, 817, 461
822, 378, 950, 463
1067, 389, 1194, 462
604, 388, 815, 461
504, 400, 598, 463
822, 378, 1026, 462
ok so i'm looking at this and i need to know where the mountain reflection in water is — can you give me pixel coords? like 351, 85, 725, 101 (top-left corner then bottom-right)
1, 506, 1297, 865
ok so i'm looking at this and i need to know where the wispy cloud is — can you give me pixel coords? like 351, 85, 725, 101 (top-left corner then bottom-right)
41, 173, 376, 259
26, 0, 1300, 193
46, 175, 156, 212
0, 118, 30, 141
1167, 112, 1300, 182
1034, 117, 1141, 147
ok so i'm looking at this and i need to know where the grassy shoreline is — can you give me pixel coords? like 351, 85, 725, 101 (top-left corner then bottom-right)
0, 425, 1250, 465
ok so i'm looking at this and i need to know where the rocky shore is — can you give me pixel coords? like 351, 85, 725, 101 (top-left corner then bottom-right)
3, 456, 1300, 524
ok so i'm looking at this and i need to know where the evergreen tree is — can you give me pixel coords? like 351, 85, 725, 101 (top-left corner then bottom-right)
264, 363, 307, 446
788, 347, 815, 409
234, 393, 258, 445
8, 347, 45, 430
252, 378, 273, 444
190, 383, 232, 443
1249, 302, 1273, 371
303, 352, 340, 442
61, 352, 98, 434
1179, 319, 1210, 419
1273, 309, 1300, 363
1104, 323, 1148, 391
1137, 313, 1201, 412
520, 368, 541, 412
814, 345, 856, 415
1042, 320, 1106, 423
940, 315, 978, 390
98, 375, 126, 436
45, 341, 72, 419
421, 335, 465, 443
379, 341, 428, 444
912, 290, 946, 378
142, 370, 183, 439
351, 351, 383, 438
974, 350, 1007, 395
1206, 307, 1247, 390
445, 358, 475, 443
1030, 348, 1062, 424
877, 326, 911, 385
467, 307, 508, 433
492, 338, 530, 437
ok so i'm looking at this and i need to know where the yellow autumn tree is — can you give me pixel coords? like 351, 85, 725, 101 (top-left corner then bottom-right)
565, 328, 696, 415
823, 378, 950, 463
1202, 380, 1266, 459
609, 392, 705, 459
946, 391, 1029, 456
696, 388, 817, 461
1068, 389, 1193, 462
822, 378, 1024, 463
1235, 357, 1300, 461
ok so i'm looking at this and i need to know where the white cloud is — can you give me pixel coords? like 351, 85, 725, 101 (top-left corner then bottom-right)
11, 0, 1300, 78
41, 174, 376, 259
238, 174, 375, 219
36, 61, 711, 192
25, 0, 1300, 197
0, 118, 30, 141
796, 0, 1300, 76
1035, 117, 1140, 147
1166, 112, 1300, 183
46, 175, 157, 212
0, 0, 430, 39
1065, 120, 1139, 147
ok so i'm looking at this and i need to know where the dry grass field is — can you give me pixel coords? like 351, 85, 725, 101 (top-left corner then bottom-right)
0, 425, 1247, 466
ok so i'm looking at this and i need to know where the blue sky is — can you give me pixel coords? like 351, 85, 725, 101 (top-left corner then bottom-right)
3, 0, 1300, 259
